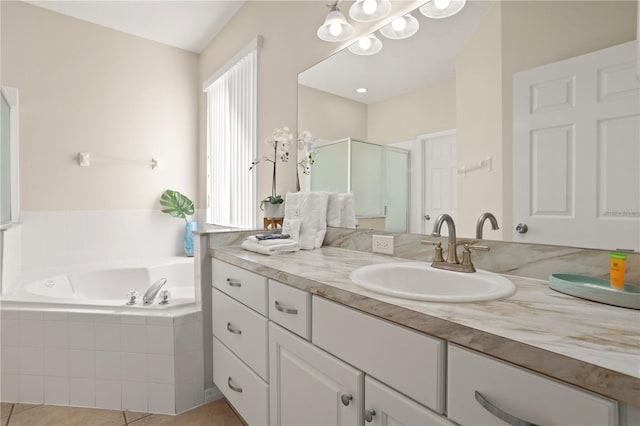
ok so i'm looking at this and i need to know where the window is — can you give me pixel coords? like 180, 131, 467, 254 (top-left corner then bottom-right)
204, 37, 261, 227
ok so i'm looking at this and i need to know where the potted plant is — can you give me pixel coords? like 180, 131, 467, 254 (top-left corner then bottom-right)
160, 189, 197, 257
250, 127, 293, 219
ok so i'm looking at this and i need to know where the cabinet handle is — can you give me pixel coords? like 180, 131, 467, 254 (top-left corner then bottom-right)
340, 394, 353, 406
226, 322, 242, 335
275, 300, 298, 315
227, 377, 243, 393
364, 409, 376, 422
475, 391, 539, 426
227, 278, 242, 287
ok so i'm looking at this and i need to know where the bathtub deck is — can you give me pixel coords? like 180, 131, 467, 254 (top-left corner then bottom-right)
0, 399, 243, 426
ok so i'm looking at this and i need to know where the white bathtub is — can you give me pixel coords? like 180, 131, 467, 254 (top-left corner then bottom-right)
1, 257, 195, 309
0, 257, 204, 413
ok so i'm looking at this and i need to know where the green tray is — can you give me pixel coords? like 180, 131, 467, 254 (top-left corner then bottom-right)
549, 274, 640, 310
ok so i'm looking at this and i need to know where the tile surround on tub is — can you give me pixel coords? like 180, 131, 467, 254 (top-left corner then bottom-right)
0, 308, 204, 414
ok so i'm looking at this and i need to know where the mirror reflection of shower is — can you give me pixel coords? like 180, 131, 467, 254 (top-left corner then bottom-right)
309, 138, 409, 232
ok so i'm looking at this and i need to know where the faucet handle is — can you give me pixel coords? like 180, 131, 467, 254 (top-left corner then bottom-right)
421, 240, 444, 263
457, 239, 478, 247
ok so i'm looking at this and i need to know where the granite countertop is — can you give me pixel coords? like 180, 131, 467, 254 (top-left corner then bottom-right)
209, 246, 640, 407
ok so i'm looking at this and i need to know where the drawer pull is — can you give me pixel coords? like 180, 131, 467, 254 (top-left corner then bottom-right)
227, 278, 242, 287
275, 300, 298, 315
226, 322, 242, 335
364, 409, 376, 423
227, 377, 243, 393
340, 394, 353, 406
475, 391, 539, 426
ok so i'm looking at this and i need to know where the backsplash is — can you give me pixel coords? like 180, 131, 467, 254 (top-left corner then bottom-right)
323, 227, 640, 283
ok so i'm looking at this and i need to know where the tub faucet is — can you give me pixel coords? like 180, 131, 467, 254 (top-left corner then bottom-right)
476, 212, 499, 239
143, 278, 167, 305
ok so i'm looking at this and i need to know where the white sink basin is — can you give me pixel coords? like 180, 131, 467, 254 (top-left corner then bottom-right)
350, 262, 516, 302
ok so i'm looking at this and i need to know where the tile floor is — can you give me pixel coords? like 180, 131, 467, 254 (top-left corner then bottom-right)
0, 399, 244, 426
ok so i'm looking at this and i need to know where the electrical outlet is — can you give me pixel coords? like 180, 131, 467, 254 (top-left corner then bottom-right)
372, 235, 394, 255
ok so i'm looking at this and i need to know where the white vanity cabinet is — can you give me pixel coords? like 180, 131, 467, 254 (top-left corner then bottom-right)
211, 259, 269, 425
269, 322, 363, 426
363, 376, 454, 426
447, 344, 619, 426
312, 296, 446, 414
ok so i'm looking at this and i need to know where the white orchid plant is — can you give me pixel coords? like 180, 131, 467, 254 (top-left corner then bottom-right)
296, 130, 318, 191
250, 127, 315, 209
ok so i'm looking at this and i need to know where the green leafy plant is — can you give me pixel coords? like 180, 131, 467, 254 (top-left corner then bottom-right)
160, 189, 195, 223
259, 195, 284, 211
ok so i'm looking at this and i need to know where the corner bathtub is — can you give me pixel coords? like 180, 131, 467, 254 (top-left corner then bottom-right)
0, 257, 205, 414
1, 257, 195, 309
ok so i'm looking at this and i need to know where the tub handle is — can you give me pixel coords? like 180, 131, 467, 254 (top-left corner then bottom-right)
226, 322, 242, 335
227, 278, 242, 288
126, 290, 138, 305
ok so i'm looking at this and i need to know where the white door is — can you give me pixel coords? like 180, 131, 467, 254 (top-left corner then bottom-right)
423, 131, 458, 235
514, 40, 639, 250
269, 322, 364, 426
363, 376, 454, 426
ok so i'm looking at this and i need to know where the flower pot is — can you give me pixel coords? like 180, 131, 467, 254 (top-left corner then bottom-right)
263, 202, 285, 219
183, 221, 198, 257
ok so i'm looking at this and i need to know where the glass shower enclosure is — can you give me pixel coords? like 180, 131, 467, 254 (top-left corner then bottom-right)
310, 138, 409, 233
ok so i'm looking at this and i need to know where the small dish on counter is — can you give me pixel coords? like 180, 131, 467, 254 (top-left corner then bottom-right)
549, 274, 640, 310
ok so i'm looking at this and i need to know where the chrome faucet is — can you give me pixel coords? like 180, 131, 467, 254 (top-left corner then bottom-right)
143, 278, 167, 305
476, 212, 499, 239
422, 214, 490, 273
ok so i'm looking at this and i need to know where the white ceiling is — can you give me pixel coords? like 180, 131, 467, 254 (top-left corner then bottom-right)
25, 0, 245, 53
298, 1, 493, 104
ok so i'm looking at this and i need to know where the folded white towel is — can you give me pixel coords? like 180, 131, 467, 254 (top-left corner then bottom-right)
285, 192, 329, 250
241, 238, 299, 255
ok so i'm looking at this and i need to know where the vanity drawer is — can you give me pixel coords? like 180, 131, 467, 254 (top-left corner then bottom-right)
312, 296, 446, 413
447, 344, 618, 426
212, 288, 268, 380
213, 337, 268, 426
268, 279, 311, 340
212, 258, 268, 315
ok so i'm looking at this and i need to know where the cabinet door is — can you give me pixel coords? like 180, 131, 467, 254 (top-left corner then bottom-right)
270, 322, 364, 426
364, 377, 454, 426
448, 344, 618, 426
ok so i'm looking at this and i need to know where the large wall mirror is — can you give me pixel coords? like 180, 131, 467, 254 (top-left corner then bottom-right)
298, 0, 639, 251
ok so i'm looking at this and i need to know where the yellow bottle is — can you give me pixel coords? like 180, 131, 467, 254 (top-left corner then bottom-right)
609, 252, 627, 290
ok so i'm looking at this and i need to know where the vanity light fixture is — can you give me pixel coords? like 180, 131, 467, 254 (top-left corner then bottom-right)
356, 87, 368, 93
317, 1, 355, 42
349, 0, 391, 22
379, 13, 419, 40
419, 0, 466, 19
348, 34, 383, 55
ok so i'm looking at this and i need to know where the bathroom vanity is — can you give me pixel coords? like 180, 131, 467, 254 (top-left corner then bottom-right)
207, 245, 639, 426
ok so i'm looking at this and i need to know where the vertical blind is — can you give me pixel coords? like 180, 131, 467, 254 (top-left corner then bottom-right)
205, 43, 258, 228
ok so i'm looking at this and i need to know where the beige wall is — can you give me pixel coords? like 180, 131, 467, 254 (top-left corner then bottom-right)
198, 0, 424, 211
298, 85, 367, 142
455, 2, 503, 240
1, 1, 199, 210
367, 78, 456, 145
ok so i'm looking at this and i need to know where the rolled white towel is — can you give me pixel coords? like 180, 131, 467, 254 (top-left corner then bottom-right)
241, 238, 299, 255
340, 193, 356, 229
326, 192, 342, 228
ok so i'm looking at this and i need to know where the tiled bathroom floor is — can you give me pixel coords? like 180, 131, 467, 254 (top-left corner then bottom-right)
0, 399, 244, 426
